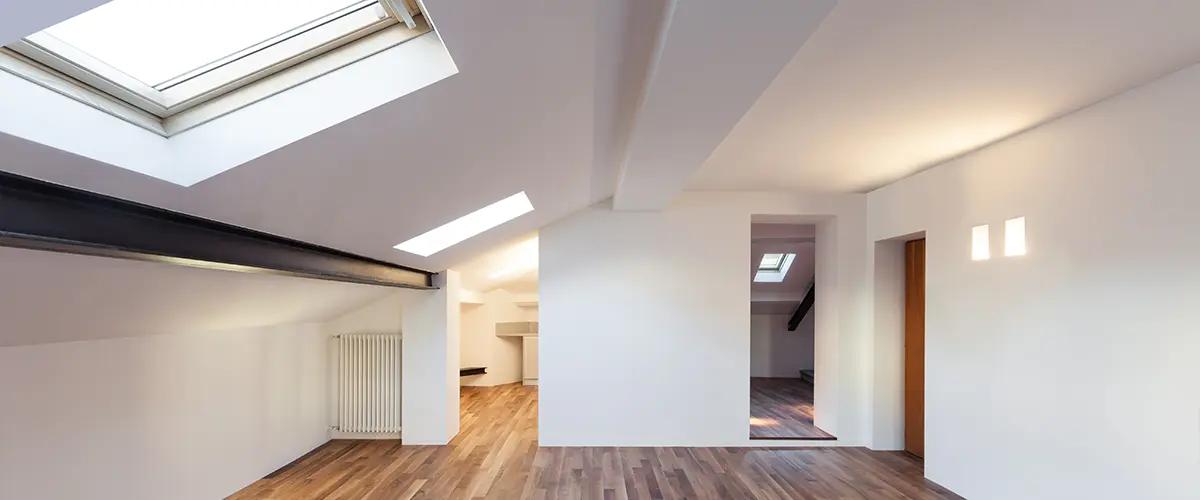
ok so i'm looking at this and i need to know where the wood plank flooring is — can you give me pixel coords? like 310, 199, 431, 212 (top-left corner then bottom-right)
749, 377, 834, 439
228, 384, 960, 500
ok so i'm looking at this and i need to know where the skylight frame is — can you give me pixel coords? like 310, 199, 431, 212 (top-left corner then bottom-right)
0, 0, 428, 137
754, 253, 796, 283
758, 253, 786, 271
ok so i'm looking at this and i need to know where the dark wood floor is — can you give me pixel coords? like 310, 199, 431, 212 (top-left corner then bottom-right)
749, 377, 835, 439
228, 384, 960, 499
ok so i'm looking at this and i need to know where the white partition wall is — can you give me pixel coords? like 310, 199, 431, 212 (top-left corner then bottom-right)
401, 271, 462, 444
538, 193, 867, 446
868, 62, 1200, 500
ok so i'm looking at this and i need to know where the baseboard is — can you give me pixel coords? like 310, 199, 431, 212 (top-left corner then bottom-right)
329, 429, 401, 440
523, 379, 538, 386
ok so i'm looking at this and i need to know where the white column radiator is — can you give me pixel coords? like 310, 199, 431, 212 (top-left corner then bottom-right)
335, 334, 401, 436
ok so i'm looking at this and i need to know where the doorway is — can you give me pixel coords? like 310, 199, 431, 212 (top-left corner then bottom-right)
748, 222, 833, 440
904, 239, 926, 456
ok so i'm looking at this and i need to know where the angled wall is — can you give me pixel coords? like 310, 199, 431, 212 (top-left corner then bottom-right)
869, 62, 1200, 499
0, 248, 390, 500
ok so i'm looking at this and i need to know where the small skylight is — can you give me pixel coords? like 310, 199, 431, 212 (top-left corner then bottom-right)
1, 0, 428, 135
758, 253, 785, 271
754, 253, 796, 283
395, 192, 535, 257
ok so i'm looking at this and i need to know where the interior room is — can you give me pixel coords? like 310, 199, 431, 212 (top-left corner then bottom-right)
456, 236, 540, 389
4, 1, 1200, 499
748, 223, 830, 439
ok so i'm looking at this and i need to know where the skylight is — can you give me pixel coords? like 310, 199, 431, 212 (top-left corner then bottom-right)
44, 0, 369, 87
395, 192, 535, 257
758, 253, 785, 271
754, 253, 796, 283
1, 0, 428, 135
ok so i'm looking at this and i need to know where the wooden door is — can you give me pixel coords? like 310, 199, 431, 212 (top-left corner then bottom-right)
904, 239, 926, 457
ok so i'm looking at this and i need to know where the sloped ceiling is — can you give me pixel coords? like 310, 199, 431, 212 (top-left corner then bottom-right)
691, 0, 1200, 193
455, 234, 539, 294
0, 247, 389, 347
6, 0, 1200, 280
0, 0, 617, 273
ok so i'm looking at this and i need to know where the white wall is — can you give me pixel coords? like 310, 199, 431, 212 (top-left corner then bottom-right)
0, 323, 330, 500
539, 192, 867, 446
0, 247, 396, 499
868, 63, 1200, 499
401, 271, 461, 445
750, 313, 814, 378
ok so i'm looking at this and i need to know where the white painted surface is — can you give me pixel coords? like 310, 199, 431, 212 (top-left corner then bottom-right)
694, 0, 1200, 192
539, 192, 866, 446
0, 247, 389, 348
749, 314, 814, 379
613, 0, 835, 210
522, 336, 538, 382
868, 61, 1200, 500
0, 323, 330, 500
401, 271, 460, 444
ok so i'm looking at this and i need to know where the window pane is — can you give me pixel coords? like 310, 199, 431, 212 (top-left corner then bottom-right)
759, 253, 784, 270
43, 0, 371, 86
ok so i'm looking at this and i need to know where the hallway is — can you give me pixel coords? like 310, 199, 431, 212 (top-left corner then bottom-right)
228, 384, 960, 499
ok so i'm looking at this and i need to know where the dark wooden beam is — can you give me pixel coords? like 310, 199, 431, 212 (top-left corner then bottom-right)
788, 282, 815, 331
0, 170, 434, 289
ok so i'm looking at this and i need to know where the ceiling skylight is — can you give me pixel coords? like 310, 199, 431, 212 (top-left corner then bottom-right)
44, 0, 370, 87
1, 0, 428, 135
758, 253, 785, 271
754, 253, 796, 283
395, 192, 535, 257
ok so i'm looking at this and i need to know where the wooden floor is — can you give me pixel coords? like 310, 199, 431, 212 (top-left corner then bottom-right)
749, 377, 835, 439
228, 384, 960, 500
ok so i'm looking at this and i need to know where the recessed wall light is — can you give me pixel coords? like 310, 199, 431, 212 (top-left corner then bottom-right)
1005, 217, 1026, 257
972, 224, 990, 261
395, 192, 534, 257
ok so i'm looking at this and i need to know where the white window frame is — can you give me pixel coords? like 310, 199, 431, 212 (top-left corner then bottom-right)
758, 253, 786, 271
0, 0, 427, 137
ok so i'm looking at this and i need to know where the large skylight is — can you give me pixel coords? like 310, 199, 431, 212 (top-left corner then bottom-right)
1, 0, 428, 135
44, 0, 370, 87
395, 192, 535, 257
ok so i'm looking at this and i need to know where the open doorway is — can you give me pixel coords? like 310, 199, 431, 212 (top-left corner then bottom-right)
455, 235, 540, 437
748, 223, 832, 440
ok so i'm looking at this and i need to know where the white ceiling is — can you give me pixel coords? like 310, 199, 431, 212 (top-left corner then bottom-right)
0, 0, 616, 273
0, 247, 388, 347
454, 234, 539, 294
691, 0, 1200, 193
4, 0, 1200, 279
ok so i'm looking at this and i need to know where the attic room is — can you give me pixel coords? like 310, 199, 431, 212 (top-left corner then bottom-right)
2, 0, 1199, 499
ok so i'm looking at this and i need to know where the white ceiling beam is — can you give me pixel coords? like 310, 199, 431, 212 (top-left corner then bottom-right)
612, 0, 836, 211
